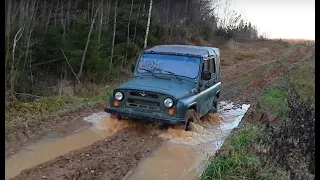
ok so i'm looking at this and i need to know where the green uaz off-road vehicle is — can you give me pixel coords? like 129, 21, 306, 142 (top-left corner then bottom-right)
105, 45, 221, 131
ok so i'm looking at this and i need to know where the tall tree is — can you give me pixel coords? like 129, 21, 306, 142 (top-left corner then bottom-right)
78, 1, 103, 78
125, 0, 134, 60
133, 0, 143, 44
110, 0, 118, 69
143, 0, 153, 49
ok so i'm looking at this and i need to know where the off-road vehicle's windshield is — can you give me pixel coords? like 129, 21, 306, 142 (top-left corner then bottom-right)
136, 54, 201, 79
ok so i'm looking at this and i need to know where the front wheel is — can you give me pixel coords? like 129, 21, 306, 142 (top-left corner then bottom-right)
210, 98, 218, 114
183, 109, 201, 131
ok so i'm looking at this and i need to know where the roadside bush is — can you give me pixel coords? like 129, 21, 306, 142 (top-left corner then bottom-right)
263, 85, 315, 179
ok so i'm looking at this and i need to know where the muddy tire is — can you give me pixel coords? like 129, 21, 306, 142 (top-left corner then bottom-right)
210, 98, 218, 114
184, 109, 201, 131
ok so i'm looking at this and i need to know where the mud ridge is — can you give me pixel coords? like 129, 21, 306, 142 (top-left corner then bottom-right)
5, 102, 106, 157
12, 128, 163, 180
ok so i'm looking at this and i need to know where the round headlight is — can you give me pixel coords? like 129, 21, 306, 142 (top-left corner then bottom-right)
114, 92, 123, 100
164, 98, 173, 107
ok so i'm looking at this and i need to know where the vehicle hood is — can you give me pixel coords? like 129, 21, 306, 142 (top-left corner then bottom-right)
117, 76, 196, 99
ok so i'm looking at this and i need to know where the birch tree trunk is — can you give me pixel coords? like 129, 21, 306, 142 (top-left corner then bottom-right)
125, 0, 134, 60
19, 0, 25, 27
98, 1, 104, 43
77, 1, 103, 78
87, 1, 90, 22
67, 1, 71, 37
133, 0, 143, 44
170, 10, 174, 40
91, 1, 95, 22
143, 0, 153, 49
60, 0, 66, 40
5, 0, 12, 69
54, 0, 59, 26
110, 0, 118, 69
165, 0, 169, 39
23, 0, 37, 69
43, 0, 53, 41
42, 0, 47, 25
185, 0, 189, 23
106, 0, 111, 30
10, 27, 24, 94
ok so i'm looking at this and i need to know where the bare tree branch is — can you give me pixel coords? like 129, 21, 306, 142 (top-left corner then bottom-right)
60, 48, 81, 84
77, 1, 103, 78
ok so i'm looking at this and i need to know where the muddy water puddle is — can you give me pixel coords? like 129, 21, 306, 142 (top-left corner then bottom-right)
5, 113, 131, 180
126, 102, 250, 180
5, 101, 249, 180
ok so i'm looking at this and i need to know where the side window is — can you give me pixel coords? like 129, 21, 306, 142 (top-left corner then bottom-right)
204, 60, 210, 72
210, 58, 216, 74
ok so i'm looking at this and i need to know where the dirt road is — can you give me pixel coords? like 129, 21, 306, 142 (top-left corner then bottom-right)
5, 41, 315, 180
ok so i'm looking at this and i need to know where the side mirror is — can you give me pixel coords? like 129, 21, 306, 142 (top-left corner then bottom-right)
131, 64, 135, 73
202, 71, 211, 80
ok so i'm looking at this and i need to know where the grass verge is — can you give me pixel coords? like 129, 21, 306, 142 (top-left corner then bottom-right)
5, 88, 113, 123
250, 64, 270, 78
201, 53, 314, 180
261, 87, 288, 118
288, 56, 315, 102
238, 74, 251, 86
200, 126, 286, 180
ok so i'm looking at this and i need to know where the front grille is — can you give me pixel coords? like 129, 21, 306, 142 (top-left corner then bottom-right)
129, 90, 158, 99
127, 98, 159, 110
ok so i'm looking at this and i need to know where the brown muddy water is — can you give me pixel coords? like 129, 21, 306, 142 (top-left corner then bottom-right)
126, 102, 250, 180
5, 114, 132, 180
5, 101, 250, 180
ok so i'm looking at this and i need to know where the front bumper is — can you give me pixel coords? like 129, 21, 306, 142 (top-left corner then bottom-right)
105, 107, 185, 125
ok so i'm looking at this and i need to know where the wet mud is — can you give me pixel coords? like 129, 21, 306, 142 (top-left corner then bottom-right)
7, 102, 249, 180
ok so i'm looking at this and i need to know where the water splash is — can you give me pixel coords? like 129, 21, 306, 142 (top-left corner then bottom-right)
84, 112, 134, 133
126, 101, 250, 180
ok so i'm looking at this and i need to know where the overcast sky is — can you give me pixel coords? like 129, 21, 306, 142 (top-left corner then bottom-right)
217, 0, 315, 40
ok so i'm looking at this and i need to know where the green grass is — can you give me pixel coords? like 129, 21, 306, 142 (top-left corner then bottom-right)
234, 51, 257, 61
237, 74, 251, 86
251, 64, 270, 78
283, 42, 291, 47
200, 127, 283, 180
5, 89, 112, 122
232, 63, 271, 87
261, 87, 289, 118
296, 43, 308, 47
229, 73, 251, 87
280, 55, 291, 62
200, 127, 259, 180
288, 57, 315, 102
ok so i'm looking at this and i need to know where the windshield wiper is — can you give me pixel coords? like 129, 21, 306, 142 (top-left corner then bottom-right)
158, 69, 183, 81
158, 69, 197, 83
139, 68, 158, 78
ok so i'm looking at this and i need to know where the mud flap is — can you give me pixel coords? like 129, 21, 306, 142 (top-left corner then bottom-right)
184, 109, 201, 131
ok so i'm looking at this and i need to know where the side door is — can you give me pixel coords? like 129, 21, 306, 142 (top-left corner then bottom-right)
199, 59, 211, 116
199, 59, 211, 91
207, 56, 219, 112
210, 56, 218, 85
